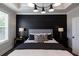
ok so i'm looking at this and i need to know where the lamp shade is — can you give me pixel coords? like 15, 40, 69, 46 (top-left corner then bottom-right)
58, 28, 64, 32
19, 28, 24, 32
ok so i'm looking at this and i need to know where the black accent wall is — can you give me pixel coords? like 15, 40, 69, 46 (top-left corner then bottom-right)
16, 15, 67, 40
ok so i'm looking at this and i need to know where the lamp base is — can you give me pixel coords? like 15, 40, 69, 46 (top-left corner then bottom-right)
59, 32, 62, 39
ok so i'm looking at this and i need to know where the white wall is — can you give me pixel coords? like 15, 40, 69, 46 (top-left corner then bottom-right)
0, 4, 16, 55
67, 6, 79, 48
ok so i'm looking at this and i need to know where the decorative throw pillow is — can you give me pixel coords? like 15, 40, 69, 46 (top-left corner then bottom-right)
34, 34, 43, 42
29, 34, 34, 40
47, 34, 53, 40
34, 34, 48, 43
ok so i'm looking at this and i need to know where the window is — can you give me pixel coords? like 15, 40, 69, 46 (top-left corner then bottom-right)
0, 11, 8, 42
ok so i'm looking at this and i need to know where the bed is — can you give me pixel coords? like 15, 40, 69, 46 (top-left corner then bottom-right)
15, 29, 66, 50
9, 38, 73, 56
8, 29, 73, 56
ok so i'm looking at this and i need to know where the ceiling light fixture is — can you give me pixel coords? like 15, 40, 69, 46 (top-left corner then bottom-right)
33, 4, 39, 12
29, 3, 58, 13
41, 7, 46, 14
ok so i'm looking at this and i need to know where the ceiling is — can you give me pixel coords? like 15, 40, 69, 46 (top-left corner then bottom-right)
3, 3, 79, 14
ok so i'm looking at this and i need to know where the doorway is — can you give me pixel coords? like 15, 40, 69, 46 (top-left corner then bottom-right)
72, 17, 79, 55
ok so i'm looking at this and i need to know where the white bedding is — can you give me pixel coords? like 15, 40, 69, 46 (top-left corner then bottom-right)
24, 39, 58, 43
24, 39, 38, 43
44, 39, 58, 43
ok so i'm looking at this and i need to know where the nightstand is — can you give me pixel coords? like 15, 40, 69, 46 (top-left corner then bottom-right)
14, 37, 24, 47
59, 37, 68, 48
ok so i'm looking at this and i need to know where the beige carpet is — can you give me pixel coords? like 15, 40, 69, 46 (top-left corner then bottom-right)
8, 49, 73, 56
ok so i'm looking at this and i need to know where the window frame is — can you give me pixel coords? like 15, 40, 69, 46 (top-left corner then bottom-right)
0, 11, 8, 44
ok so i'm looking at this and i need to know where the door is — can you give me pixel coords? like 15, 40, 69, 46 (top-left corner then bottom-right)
72, 17, 79, 55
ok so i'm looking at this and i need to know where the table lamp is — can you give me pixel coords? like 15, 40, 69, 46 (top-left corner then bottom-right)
19, 28, 24, 38
58, 28, 64, 38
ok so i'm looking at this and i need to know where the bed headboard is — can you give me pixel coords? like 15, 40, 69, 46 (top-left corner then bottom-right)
28, 29, 53, 34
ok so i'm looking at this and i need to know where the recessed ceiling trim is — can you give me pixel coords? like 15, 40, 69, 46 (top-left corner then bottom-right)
3, 3, 74, 14
19, 3, 72, 14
